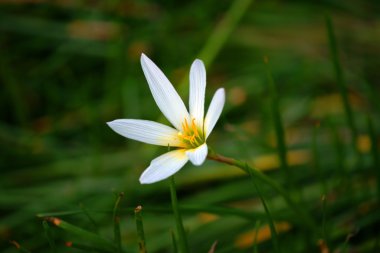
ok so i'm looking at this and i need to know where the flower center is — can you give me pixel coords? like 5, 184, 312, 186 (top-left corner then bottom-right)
178, 118, 204, 148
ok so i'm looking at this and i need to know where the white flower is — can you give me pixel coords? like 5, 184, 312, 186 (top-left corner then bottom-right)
107, 54, 225, 184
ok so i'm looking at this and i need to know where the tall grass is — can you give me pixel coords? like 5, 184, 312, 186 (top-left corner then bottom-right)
1, 1, 379, 253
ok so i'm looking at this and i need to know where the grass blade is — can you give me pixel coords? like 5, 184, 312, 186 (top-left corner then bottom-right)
113, 192, 124, 253
312, 123, 327, 195
171, 230, 178, 253
325, 14, 361, 166
328, 118, 348, 187
80, 203, 99, 234
252, 220, 262, 253
177, 0, 254, 95
135, 205, 147, 253
45, 217, 116, 253
9, 240, 32, 253
37, 210, 87, 217
169, 176, 189, 253
0, 56, 28, 126
264, 56, 292, 186
247, 163, 279, 253
207, 152, 317, 233
42, 220, 56, 253
65, 241, 113, 253
367, 116, 380, 199
320, 195, 329, 249
208, 241, 218, 253
197, 0, 254, 66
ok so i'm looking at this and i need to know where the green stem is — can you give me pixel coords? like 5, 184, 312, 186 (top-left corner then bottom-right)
134, 206, 147, 253
325, 14, 361, 166
321, 195, 329, 247
207, 152, 317, 233
169, 176, 189, 253
197, 0, 254, 67
252, 220, 261, 253
113, 192, 124, 253
177, 0, 254, 96
171, 230, 179, 253
43, 220, 56, 253
264, 57, 290, 182
80, 203, 99, 234
312, 125, 327, 194
247, 164, 279, 252
45, 217, 116, 252
367, 116, 380, 200
9, 241, 32, 253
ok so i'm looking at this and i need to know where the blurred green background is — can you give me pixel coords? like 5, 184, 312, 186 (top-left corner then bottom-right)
1, 0, 379, 252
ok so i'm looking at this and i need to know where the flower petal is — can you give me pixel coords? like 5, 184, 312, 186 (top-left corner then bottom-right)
139, 150, 189, 184
189, 59, 206, 128
141, 54, 190, 130
107, 119, 185, 147
204, 88, 225, 138
185, 143, 208, 166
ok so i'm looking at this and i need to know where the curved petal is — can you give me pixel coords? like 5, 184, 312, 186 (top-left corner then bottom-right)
107, 119, 185, 147
139, 150, 189, 184
141, 54, 189, 130
189, 59, 206, 129
204, 88, 225, 138
186, 143, 208, 166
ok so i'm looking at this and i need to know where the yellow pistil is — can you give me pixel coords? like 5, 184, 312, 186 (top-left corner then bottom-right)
178, 118, 204, 148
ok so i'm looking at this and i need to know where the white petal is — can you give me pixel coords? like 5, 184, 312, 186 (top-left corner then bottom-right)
189, 59, 206, 128
139, 150, 189, 184
204, 88, 225, 138
141, 54, 190, 130
185, 143, 208, 166
107, 119, 185, 147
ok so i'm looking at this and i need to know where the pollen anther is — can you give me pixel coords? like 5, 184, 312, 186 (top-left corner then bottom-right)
178, 118, 204, 148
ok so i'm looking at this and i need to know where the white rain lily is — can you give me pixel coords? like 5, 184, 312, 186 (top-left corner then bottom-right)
107, 54, 225, 184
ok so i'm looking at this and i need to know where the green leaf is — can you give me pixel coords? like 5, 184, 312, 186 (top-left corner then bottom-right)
9, 240, 32, 253
135, 205, 148, 253
113, 192, 124, 253
169, 176, 189, 253
42, 220, 56, 253
45, 217, 116, 253
247, 163, 279, 253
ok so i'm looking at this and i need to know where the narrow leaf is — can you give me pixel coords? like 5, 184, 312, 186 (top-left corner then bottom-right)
65, 241, 112, 253
264, 56, 292, 187
312, 123, 327, 194
171, 230, 178, 253
45, 217, 116, 253
135, 205, 147, 253
9, 240, 32, 253
325, 14, 361, 166
247, 163, 279, 253
43, 220, 56, 253
321, 195, 329, 249
80, 203, 99, 234
113, 192, 124, 253
367, 116, 380, 199
208, 241, 218, 253
207, 153, 317, 233
252, 220, 261, 253
169, 176, 189, 253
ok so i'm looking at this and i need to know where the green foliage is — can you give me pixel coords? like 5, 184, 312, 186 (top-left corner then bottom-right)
1, 0, 379, 252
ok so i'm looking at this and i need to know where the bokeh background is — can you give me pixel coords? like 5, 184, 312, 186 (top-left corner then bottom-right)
1, 0, 379, 252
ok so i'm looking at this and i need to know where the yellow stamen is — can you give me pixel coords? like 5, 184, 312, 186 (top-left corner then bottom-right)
192, 118, 198, 136
178, 117, 204, 148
